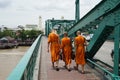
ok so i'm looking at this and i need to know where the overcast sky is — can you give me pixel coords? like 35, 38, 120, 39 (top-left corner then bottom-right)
0, 0, 101, 28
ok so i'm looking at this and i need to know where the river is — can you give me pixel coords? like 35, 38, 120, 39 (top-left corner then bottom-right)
0, 46, 30, 80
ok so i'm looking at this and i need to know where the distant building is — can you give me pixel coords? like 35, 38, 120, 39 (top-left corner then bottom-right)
11, 27, 23, 31
24, 24, 39, 31
38, 16, 43, 31
61, 16, 64, 20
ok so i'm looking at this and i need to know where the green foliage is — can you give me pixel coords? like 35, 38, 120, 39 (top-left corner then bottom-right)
0, 30, 15, 38
0, 31, 2, 38
0, 29, 43, 41
16, 30, 43, 41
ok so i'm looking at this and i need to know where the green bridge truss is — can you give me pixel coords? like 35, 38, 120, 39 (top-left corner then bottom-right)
45, 0, 120, 80
45, 19, 75, 37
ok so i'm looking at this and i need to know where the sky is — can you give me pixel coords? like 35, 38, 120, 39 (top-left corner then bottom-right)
0, 0, 101, 28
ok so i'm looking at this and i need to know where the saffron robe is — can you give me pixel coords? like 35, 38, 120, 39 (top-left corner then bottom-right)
61, 37, 72, 65
48, 32, 60, 62
74, 35, 86, 65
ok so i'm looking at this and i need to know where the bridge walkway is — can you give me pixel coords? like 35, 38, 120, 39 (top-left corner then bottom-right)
38, 36, 102, 80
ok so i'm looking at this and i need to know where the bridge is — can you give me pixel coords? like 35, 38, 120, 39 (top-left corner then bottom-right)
7, 0, 120, 80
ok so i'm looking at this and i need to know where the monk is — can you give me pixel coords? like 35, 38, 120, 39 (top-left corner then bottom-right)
61, 32, 72, 71
48, 29, 60, 71
74, 31, 87, 74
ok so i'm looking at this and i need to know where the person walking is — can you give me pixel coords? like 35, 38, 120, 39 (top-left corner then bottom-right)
48, 29, 60, 71
74, 31, 87, 74
61, 32, 72, 71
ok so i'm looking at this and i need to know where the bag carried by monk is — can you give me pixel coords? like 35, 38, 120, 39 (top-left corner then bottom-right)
71, 51, 75, 60
59, 53, 62, 60
59, 50, 63, 60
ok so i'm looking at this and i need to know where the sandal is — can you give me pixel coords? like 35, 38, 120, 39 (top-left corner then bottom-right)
67, 68, 71, 72
56, 66, 59, 71
81, 71, 85, 74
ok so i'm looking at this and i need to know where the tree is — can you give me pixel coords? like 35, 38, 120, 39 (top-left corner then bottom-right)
0, 30, 14, 38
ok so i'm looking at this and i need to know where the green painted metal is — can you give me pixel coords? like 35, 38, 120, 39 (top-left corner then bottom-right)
45, 21, 47, 36
86, 26, 114, 59
86, 10, 115, 58
68, 0, 120, 36
87, 59, 120, 80
7, 35, 42, 80
45, 19, 75, 37
113, 25, 120, 75
45, 20, 53, 36
75, 0, 80, 22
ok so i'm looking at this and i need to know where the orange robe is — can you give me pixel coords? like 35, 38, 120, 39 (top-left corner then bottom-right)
48, 32, 60, 62
61, 37, 72, 65
75, 35, 86, 65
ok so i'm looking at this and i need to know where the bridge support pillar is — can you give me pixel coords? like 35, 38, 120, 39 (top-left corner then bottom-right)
75, 0, 80, 22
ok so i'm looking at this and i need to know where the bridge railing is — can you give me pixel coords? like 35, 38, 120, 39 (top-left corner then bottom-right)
7, 35, 42, 80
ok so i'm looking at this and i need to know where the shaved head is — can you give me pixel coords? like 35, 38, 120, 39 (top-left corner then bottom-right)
76, 31, 81, 35
64, 32, 68, 37
51, 29, 55, 32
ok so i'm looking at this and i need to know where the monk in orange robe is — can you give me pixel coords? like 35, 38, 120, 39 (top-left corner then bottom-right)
74, 31, 87, 73
48, 29, 60, 71
61, 32, 72, 71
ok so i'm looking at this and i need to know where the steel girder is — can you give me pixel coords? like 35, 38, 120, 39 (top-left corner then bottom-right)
68, 0, 120, 36
45, 19, 75, 36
